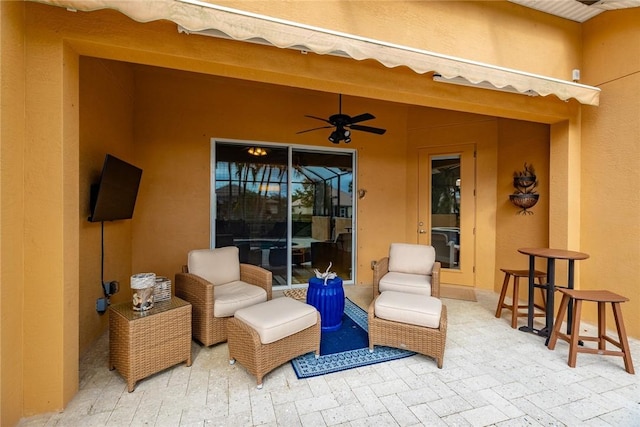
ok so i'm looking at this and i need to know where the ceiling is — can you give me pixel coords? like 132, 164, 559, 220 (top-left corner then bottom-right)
510, 0, 640, 22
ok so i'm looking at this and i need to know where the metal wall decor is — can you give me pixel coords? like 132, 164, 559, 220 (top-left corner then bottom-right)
510, 163, 539, 214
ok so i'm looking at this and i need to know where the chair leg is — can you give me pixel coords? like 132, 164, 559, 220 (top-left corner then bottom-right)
547, 293, 570, 350
611, 302, 635, 375
567, 299, 582, 368
495, 272, 510, 318
597, 301, 606, 351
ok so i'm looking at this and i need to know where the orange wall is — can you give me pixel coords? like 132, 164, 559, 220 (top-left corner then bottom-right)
496, 119, 551, 295
128, 65, 550, 296
407, 108, 499, 288
406, 109, 550, 291
22, 3, 80, 415
581, 9, 640, 331
130, 66, 409, 286
3, 1, 639, 424
79, 58, 136, 354
1, 1, 26, 423
219, 0, 583, 81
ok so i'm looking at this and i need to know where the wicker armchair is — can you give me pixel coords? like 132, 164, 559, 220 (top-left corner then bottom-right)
175, 246, 272, 347
369, 243, 446, 368
372, 243, 441, 298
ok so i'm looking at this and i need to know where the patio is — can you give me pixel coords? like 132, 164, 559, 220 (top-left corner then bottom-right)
18, 288, 639, 426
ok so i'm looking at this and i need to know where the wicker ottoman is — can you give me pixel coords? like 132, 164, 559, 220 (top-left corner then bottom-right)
227, 297, 320, 388
368, 291, 447, 368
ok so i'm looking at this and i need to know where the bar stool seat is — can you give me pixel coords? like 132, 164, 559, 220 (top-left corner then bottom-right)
548, 289, 634, 374
495, 268, 546, 328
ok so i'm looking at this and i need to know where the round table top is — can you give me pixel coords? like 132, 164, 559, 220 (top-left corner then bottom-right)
518, 247, 590, 260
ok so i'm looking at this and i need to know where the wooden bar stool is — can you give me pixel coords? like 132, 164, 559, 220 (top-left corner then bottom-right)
548, 289, 634, 374
495, 268, 546, 328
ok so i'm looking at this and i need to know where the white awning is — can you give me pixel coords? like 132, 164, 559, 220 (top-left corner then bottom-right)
37, 0, 600, 106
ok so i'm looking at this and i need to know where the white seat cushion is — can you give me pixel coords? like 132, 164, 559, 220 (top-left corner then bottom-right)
388, 243, 435, 275
379, 271, 432, 296
234, 297, 318, 344
188, 247, 240, 286
213, 281, 267, 317
375, 291, 442, 328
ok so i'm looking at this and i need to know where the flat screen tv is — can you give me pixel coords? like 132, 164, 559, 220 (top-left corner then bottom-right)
89, 154, 143, 222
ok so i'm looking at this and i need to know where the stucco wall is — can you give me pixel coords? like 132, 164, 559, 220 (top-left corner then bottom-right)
405, 109, 550, 291
130, 66, 409, 286
581, 9, 640, 331
496, 120, 551, 293
3, 1, 638, 424
79, 57, 136, 355
1, 1, 26, 424
22, 2, 80, 416
219, 0, 583, 81
92, 61, 551, 326
127, 64, 550, 298
406, 108, 499, 288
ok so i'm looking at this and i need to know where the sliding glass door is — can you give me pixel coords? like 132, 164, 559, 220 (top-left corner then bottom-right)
213, 141, 354, 287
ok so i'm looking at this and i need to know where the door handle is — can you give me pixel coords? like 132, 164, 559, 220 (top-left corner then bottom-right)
419, 229, 427, 234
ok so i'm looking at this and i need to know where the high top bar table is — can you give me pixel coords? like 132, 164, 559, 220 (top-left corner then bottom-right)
517, 248, 589, 344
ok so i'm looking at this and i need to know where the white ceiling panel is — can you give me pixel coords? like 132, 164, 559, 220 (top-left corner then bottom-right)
509, 0, 640, 22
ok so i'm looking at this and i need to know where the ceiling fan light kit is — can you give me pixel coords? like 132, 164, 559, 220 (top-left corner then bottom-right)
329, 128, 351, 144
297, 94, 386, 144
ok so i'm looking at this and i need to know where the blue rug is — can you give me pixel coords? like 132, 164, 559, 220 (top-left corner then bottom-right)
291, 298, 415, 379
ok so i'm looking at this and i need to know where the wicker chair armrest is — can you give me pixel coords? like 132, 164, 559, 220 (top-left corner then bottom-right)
372, 257, 390, 297
174, 272, 215, 321
431, 261, 441, 298
367, 297, 377, 319
240, 264, 273, 301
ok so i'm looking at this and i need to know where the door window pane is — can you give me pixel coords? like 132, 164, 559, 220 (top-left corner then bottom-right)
214, 143, 288, 283
431, 155, 460, 269
293, 150, 353, 282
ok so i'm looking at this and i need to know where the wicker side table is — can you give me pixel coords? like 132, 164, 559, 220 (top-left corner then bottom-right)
109, 297, 192, 392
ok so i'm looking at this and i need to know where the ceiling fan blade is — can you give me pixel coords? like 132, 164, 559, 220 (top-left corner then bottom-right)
349, 124, 387, 135
304, 115, 332, 124
349, 113, 375, 124
296, 125, 333, 134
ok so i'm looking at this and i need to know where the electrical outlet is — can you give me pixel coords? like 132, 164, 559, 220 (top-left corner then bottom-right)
102, 280, 119, 296
108, 280, 119, 295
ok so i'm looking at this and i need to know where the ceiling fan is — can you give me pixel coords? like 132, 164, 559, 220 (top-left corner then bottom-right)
297, 94, 386, 143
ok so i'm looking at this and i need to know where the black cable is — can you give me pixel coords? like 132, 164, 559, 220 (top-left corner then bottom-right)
101, 221, 105, 296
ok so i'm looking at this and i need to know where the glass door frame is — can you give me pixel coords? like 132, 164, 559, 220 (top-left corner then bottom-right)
418, 144, 476, 286
211, 139, 357, 289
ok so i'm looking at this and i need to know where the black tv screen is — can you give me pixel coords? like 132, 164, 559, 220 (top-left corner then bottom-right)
89, 154, 142, 222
